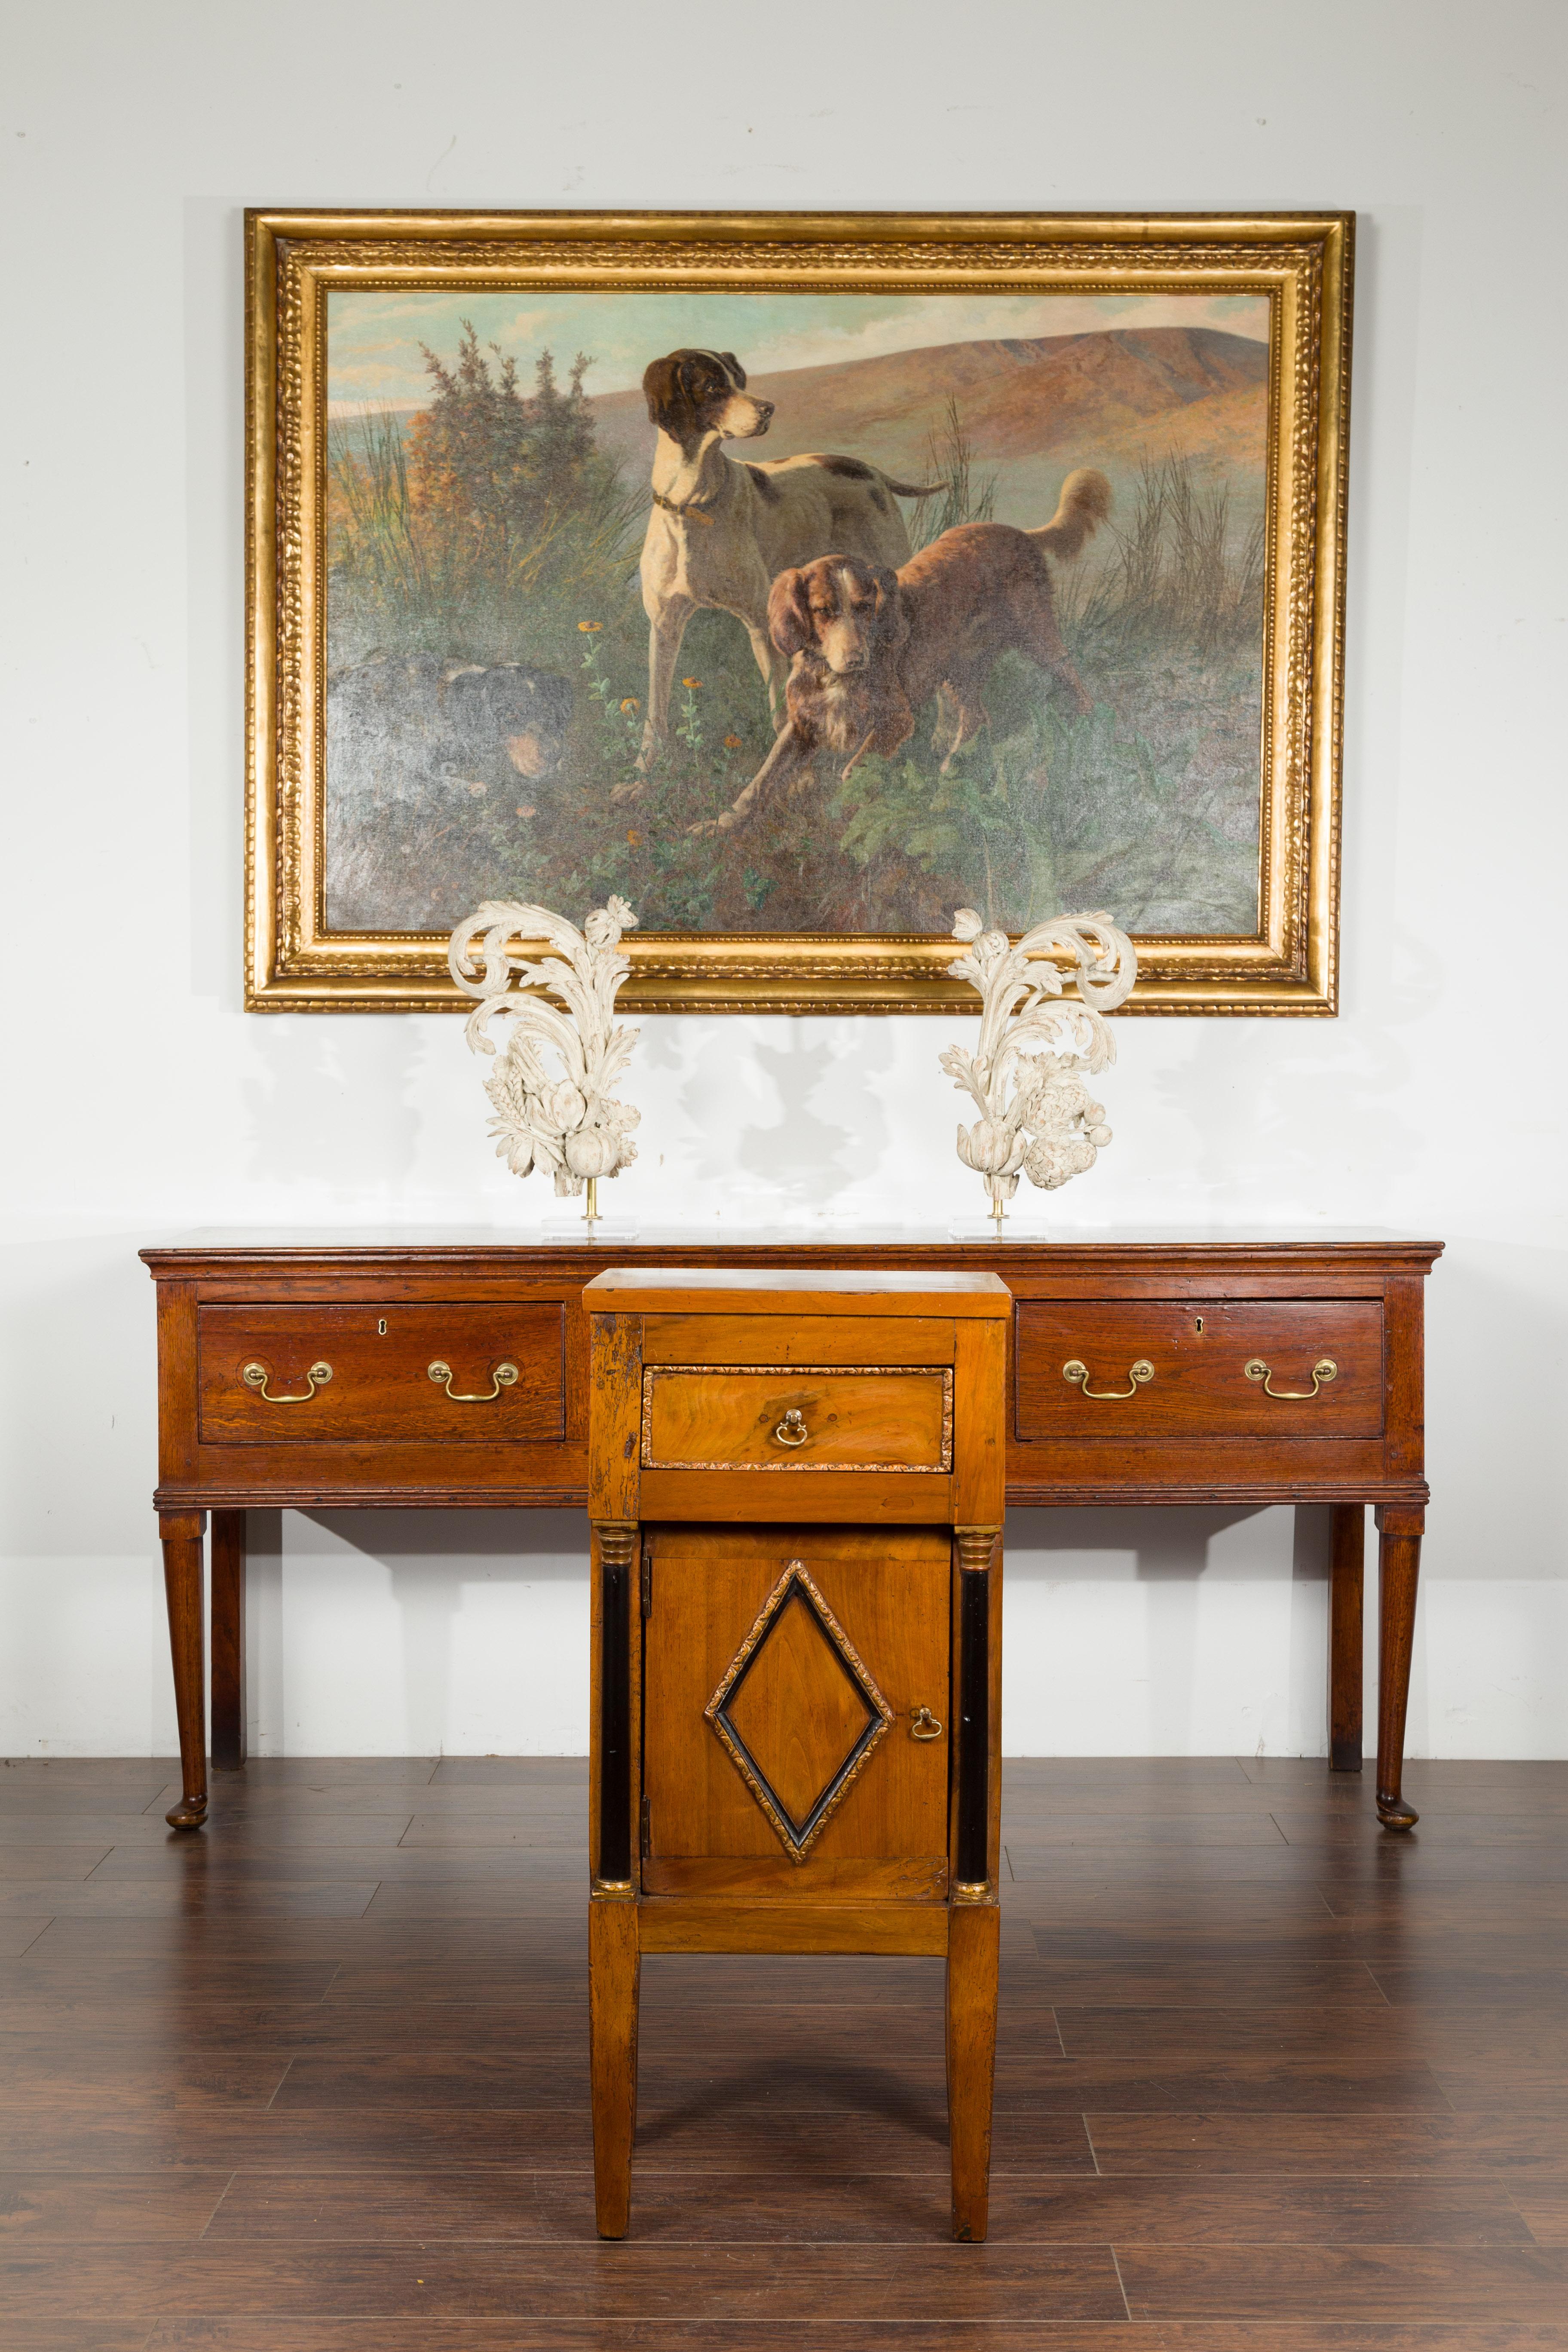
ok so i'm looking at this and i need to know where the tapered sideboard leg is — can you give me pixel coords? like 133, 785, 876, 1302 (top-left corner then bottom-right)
159, 1512, 208, 1829
210, 1510, 247, 1773
1374, 1505, 1424, 1830
1328, 1504, 1364, 1773
589, 1900, 640, 2239
946, 1900, 999, 2242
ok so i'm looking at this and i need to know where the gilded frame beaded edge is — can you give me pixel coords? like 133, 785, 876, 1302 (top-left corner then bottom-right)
244, 208, 1352, 1015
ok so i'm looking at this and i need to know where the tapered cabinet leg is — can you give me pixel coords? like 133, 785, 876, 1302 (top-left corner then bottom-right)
589, 1899, 640, 2238
1328, 1504, 1364, 1773
1375, 1505, 1424, 1830
946, 1900, 999, 2242
210, 1510, 247, 1773
159, 1512, 208, 1829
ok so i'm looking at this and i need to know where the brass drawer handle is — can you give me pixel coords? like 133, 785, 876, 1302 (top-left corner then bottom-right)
910, 1706, 944, 1741
1245, 1356, 1338, 1399
1063, 1358, 1154, 1400
774, 1409, 809, 1447
428, 1359, 520, 1402
242, 1360, 331, 1404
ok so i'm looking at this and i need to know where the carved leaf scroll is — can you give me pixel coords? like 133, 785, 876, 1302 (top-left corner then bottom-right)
448, 896, 641, 1197
941, 908, 1137, 1214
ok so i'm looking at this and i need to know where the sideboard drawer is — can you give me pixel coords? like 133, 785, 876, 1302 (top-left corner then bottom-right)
198, 1303, 565, 1443
1015, 1299, 1384, 1440
641, 1365, 952, 1472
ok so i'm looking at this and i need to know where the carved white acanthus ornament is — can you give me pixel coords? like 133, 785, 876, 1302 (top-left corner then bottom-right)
448, 897, 641, 1199
941, 909, 1137, 1220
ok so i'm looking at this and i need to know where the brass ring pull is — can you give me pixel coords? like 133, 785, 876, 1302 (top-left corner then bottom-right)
242, 1360, 331, 1403
427, 1360, 520, 1402
1062, 1358, 1154, 1400
774, 1409, 809, 1447
1245, 1356, 1337, 1399
910, 1706, 943, 1741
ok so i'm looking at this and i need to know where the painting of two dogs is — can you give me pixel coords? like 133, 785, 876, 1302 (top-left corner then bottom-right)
632, 346, 1112, 834
322, 280, 1271, 942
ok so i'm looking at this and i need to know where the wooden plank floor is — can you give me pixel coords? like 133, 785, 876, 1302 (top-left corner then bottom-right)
1, 1755, 1565, 2350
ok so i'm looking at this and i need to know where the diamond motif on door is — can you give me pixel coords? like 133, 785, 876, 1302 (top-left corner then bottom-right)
705, 1561, 894, 1861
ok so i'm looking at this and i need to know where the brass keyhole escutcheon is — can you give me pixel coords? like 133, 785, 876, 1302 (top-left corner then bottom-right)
775, 1409, 809, 1447
377, 1318, 387, 1335
910, 1706, 943, 1741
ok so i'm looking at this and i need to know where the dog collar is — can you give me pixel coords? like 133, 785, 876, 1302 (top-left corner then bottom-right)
651, 488, 717, 526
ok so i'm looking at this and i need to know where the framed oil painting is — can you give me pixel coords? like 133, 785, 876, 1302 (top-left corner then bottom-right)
245, 209, 1351, 1013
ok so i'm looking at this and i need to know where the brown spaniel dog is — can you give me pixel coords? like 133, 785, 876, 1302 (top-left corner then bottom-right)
631, 348, 941, 779
689, 469, 1112, 836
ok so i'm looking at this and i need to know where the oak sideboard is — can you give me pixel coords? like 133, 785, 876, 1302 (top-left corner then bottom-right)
140, 1231, 1441, 1834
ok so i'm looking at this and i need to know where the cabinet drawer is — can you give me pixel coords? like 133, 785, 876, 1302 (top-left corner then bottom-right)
198, 1303, 565, 1443
1015, 1299, 1384, 1440
641, 1365, 952, 1472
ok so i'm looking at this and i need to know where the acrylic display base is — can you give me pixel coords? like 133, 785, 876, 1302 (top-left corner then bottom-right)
543, 1222, 640, 1242
948, 1213, 1049, 1240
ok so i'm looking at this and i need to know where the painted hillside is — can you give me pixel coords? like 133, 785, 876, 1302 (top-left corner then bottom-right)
587, 325, 1269, 525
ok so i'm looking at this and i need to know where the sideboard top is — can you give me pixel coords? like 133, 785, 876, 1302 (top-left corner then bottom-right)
141, 1228, 1445, 1274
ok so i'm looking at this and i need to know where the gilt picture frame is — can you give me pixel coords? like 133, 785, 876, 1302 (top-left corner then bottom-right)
245, 208, 1352, 1014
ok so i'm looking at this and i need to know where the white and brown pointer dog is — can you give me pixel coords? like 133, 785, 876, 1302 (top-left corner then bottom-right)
628, 349, 941, 780
689, 468, 1113, 836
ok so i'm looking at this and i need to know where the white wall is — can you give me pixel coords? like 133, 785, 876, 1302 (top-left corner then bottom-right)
3, 0, 1564, 1761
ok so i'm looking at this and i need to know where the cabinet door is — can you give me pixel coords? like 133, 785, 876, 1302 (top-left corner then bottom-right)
642, 1525, 952, 1901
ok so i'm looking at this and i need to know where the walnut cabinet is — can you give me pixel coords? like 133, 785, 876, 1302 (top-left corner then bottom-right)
585, 1268, 1011, 2240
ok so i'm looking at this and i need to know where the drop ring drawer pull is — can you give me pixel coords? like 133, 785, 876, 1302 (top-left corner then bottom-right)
1062, 1358, 1154, 1400
774, 1409, 809, 1446
910, 1706, 944, 1741
242, 1360, 332, 1404
1245, 1356, 1338, 1399
428, 1359, 520, 1402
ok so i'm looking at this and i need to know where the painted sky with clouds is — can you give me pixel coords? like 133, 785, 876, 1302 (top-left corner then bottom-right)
326, 288, 1269, 412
